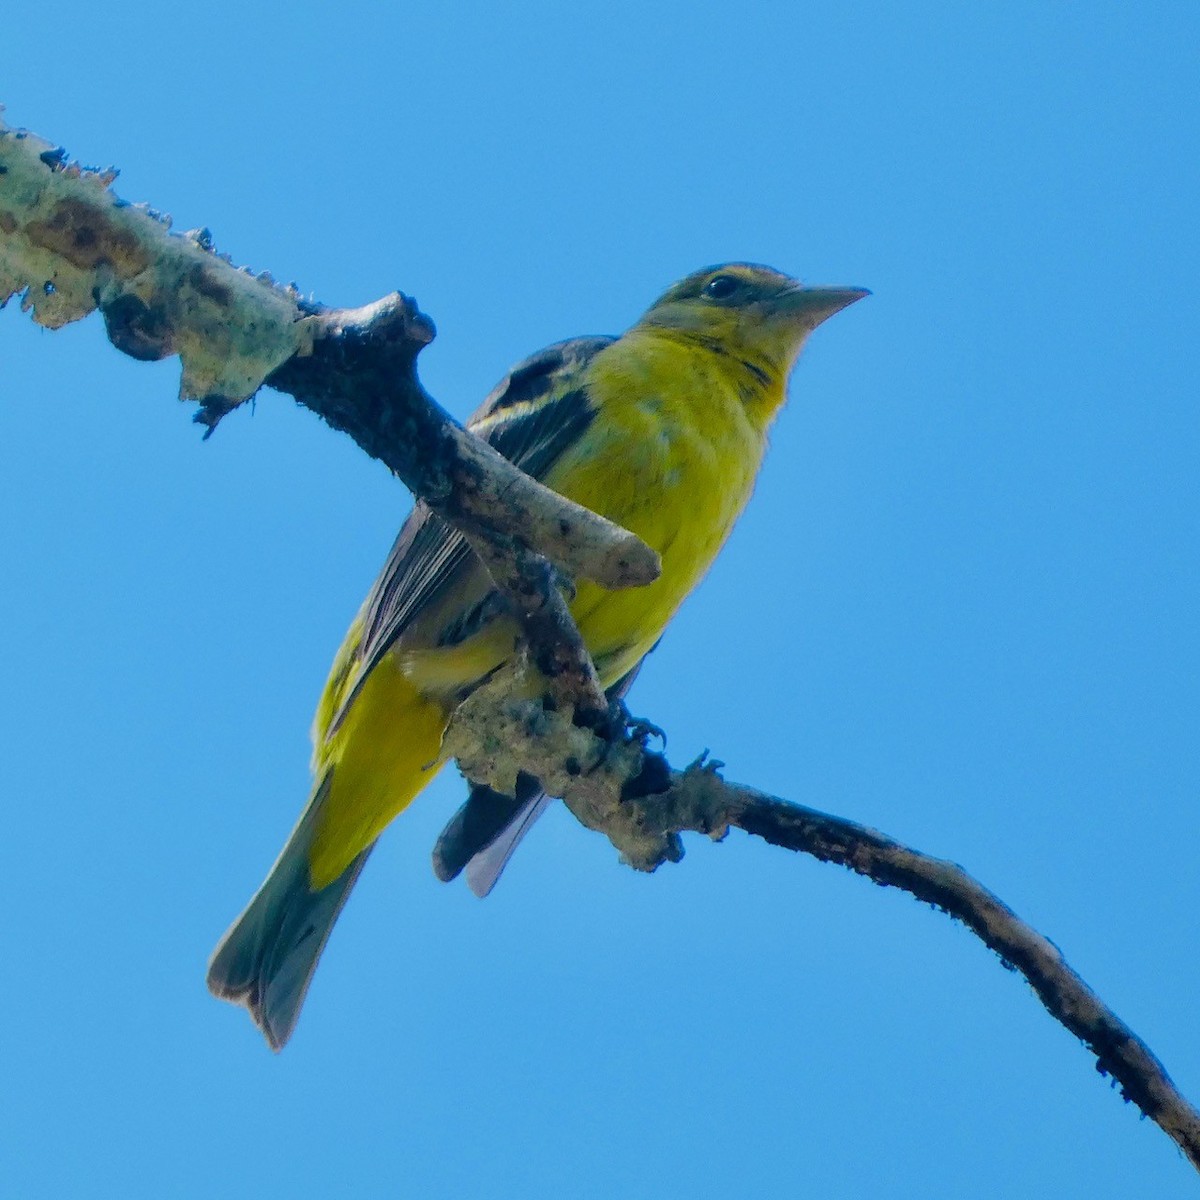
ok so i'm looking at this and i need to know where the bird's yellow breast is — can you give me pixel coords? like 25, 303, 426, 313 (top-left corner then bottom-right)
547, 327, 774, 684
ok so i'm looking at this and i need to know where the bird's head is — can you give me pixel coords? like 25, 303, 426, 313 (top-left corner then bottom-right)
637, 262, 868, 377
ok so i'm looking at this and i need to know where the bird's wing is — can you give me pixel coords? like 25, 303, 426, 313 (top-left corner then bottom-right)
327, 336, 615, 735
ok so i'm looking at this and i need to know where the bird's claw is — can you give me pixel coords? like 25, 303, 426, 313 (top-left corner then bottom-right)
600, 699, 666, 748
627, 714, 666, 747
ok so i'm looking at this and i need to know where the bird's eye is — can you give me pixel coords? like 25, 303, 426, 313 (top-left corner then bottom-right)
703, 275, 739, 300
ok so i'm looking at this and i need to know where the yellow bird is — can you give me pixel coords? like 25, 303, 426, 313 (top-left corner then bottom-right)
207, 263, 866, 1048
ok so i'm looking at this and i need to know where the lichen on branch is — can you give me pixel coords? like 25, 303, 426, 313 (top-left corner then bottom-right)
0, 113, 657, 594
0, 112, 311, 408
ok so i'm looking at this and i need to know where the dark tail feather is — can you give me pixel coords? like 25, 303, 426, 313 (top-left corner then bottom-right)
432, 772, 545, 887
207, 778, 372, 1050
464, 790, 553, 897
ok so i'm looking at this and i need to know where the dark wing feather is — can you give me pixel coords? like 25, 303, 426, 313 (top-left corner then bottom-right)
330, 336, 615, 732
463, 334, 614, 477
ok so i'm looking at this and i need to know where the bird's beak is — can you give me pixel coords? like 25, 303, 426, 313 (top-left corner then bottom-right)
771, 285, 871, 330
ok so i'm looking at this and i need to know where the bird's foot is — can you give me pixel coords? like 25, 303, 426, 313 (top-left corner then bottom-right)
594, 698, 667, 749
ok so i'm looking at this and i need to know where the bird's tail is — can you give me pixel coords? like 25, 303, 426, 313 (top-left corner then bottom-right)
465, 790, 553, 897
207, 775, 371, 1051
433, 772, 551, 898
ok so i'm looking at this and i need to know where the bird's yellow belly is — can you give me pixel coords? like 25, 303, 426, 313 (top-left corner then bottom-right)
548, 393, 761, 685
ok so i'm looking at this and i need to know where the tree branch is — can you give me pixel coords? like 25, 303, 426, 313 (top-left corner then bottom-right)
263, 297, 658, 592
0, 114, 658, 594
722, 786, 1200, 1165
6, 112, 1197, 1174
444, 691, 1200, 1171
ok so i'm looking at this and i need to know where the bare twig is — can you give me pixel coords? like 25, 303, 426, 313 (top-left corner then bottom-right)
445, 693, 1200, 1171
717, 783, 1200, 1169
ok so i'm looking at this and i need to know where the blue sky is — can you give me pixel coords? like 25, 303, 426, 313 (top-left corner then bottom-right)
2, 3, 1198, 1196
